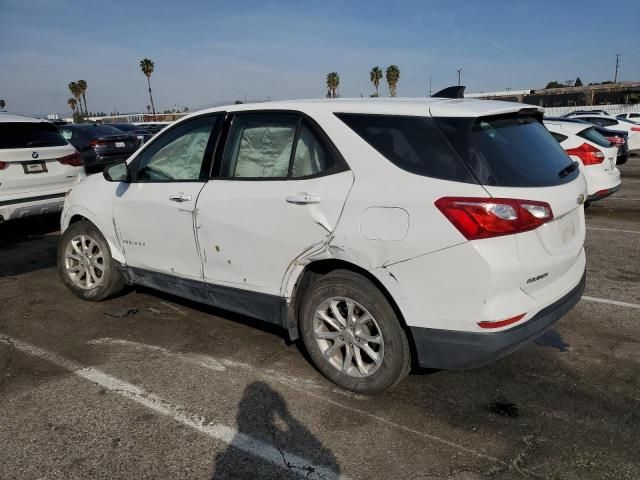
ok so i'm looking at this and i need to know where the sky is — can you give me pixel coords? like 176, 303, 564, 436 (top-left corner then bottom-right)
1, 0, 639, 117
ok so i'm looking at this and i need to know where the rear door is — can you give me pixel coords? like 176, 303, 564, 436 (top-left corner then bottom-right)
435, 113, 587, 296
0, 122, 80, 197
196, 111, 353, 295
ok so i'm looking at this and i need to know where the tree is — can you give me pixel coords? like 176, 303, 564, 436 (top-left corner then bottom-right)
386, 65, 400, 97
0, 99, 5, 111
146, 105, 151, 114
77, 80, 88, 115
139, 58, 157, 118
68, 81, 84, 115
545, 81, 564, 89
326, 72, 340, 98
67, 98, 78, 115
575, 77, 583, 87
370, 66, 383, 97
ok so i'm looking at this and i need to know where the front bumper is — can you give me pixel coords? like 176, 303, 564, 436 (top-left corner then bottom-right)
409, 269, 586, 369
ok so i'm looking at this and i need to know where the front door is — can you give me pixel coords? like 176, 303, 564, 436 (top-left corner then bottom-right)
196, 112, 354, 295
113, 114, 222, 281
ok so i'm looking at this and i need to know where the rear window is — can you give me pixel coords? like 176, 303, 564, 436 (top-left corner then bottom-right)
81, 125, 124, 136
0, 122, 68, 149
335, 113, 476, 183
437, 115, 578, 187
577, 127, 611, 148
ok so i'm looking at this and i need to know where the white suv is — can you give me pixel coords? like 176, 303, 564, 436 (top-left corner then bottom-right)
58, 99, 587, 393
1, 114, 84, 223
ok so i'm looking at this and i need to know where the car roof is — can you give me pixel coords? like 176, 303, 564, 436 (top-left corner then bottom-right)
182, 97, 543, 120
543, 119, 590, 134
0, 113, 53, 124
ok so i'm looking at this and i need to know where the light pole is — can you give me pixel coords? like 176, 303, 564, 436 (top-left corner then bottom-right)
457, 69, 462, 86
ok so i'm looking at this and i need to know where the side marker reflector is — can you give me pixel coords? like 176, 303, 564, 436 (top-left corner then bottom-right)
478, 313, 526, 329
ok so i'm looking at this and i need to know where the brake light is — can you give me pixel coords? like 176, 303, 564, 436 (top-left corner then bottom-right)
89, 139, 109, 147
565, 143, 605, 165
0, 161, 8, 170
605, 136, 624, 146
631, 127, 640, 132
58, 151, 83, 167
478, 313, 526, 329
435, 197, 553, 240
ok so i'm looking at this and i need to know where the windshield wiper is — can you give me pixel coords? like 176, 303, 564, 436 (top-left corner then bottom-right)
558, 161, 579, 178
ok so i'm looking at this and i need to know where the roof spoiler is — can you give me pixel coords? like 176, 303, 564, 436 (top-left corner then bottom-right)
432, 85, 465, 99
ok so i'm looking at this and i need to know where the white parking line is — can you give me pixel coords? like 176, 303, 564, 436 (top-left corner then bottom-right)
0, 334, 346, 480
587, 226, 640, 235
582, 296, 640, 310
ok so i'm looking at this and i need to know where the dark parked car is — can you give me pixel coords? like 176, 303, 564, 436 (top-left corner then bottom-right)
546, 117, 629, 165
58, 124, 138, 174
134, 122, 170, 134
106, 123, 153, 145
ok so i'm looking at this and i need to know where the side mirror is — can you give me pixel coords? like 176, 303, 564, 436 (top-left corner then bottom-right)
103, 161, 130, 182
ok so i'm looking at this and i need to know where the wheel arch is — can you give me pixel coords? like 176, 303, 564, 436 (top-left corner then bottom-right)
62, 206, 125, 264
285, 259, 417, 361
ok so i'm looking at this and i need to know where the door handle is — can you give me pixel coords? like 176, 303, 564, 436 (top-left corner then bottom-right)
169, 193, 192, 202
286, 193, 322, 205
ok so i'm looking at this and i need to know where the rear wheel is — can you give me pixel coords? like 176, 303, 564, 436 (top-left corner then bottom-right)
57, 221, 125, 301
299, 270, 411, 394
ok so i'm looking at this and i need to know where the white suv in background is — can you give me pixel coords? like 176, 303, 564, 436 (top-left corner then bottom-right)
544, 119, 621, 204
0, 114, 85, 223
58, 98, 587, 393
616, 112, 640, 122
565, 113, 640, 151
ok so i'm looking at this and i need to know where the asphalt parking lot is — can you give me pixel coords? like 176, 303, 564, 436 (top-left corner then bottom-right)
1, 160, 639, 480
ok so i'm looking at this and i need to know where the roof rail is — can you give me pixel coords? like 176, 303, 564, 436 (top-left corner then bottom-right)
432, 85, 466, 99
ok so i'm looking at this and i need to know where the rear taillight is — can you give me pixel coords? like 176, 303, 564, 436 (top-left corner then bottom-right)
435, 197, 554, 240
565, 143, 605, 165
631, 127, 640, 132
606, 136, 625, 146
89, 139, 108, 147
0, 161, 8, 170
58, 151, 83, 167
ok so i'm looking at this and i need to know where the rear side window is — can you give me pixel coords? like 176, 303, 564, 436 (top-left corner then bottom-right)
335, 113, 476, 183
0, 122, 68, 149
550, 132, 568, 143
437, 115, 577, 187
577, 127, 611, 148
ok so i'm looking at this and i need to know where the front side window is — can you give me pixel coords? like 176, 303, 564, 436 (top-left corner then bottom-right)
133, 116, 218, 182
223, 114, 297, 178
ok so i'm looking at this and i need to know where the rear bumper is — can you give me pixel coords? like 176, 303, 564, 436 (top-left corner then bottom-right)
587, 185, 620, 203
0, 192, 66, 222
409, 269, 586, 369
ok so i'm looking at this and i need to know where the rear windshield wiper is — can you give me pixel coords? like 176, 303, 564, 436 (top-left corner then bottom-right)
558, 161, 579, 178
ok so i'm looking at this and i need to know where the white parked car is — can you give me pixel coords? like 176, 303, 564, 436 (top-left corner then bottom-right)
544, 119, 621, 204
0, 113, 84, 223
565, 113, 640, 150
58, 98, 587, 393
616, 112, 640, 122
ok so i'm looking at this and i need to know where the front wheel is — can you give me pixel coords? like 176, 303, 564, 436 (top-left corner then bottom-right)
57, 221, 125, 301
299, 270, 411, 394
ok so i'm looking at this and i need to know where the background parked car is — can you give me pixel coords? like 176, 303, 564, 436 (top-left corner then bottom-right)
0, 113, 84, 223
563, 113, 640, 151
132, 122, 170, 134
616, 112, 640, 122
546, 116, 629, 165
58, 124, 138, 174
544, 119, 620, 204
106, 122, 153, 146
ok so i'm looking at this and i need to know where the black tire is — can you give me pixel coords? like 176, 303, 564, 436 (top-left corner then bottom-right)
57, 220, 125, 301
299, 269, 411, 394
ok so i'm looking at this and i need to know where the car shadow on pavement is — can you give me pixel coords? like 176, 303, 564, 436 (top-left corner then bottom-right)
0, 214, 60, 277
210, 381, 340, 480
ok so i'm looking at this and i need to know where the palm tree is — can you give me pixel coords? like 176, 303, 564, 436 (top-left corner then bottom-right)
326, 72, 340, 99
370, 67, 383, 97
146, 105, 151, 115
0, 99, 5, 111
67, 98, 78, 116
77, 80, 88, 116
385, 65, 400, 97
68, 81, 83, 115
140, 58, 156, 118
